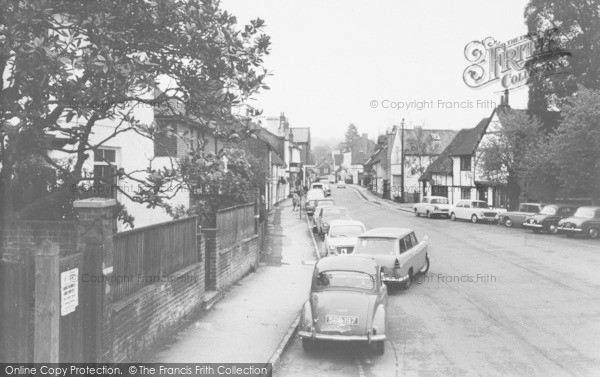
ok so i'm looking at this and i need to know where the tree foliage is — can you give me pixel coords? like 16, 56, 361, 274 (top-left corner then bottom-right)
343, 123, 359, 148
477, 109, 542, 208
404, 126, 439, 177
550, 87, 600, 204
0, 0, 270, 224
525, 0, 600, 113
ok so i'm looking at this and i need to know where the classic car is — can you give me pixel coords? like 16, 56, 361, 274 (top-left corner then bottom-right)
498, 203, 545, 228
305, 189, 326, 216
308, 198, 336, 228
315, 206, 351, 238
352, 228, 429, 289
298, 256, 388, 354
319, 179, 332, 196
449, 200, 504, 223
557, 206, 600, 239
323, 219, 367, 256
413, 196, 451, 218
311, 202, 337, 231
522, 204, 577, 234
337, 181, 347, 189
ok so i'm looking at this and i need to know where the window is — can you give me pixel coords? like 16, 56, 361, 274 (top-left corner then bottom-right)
410, 232, 418, 246
93, 149, 118, 198
431, 132, 441, 141
403, 235, 413, 250
460, 156, 471, 171
399, 239, 407, 254
461, 188, 470, 200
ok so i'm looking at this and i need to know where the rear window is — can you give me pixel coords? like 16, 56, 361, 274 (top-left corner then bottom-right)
323, 208, 349, 218
430, 198, 448, 204
315, 271, 374, 290
329, 225, 364, 237
354, 238, 396, 256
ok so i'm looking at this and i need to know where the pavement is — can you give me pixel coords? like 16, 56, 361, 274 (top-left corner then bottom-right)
152, 199, 317, 371
348, 184, 414, 213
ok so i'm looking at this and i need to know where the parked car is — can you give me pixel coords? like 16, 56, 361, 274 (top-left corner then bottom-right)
305, 189, 325, 216
319, 179, 332, 196
323, 219, 366, 256
298, 256, 388, 354
498, 203, 545, 228
308, 198, 335, 227
352, 228, 429, 290
311, 202, 337, 231
311, 182, 325, 195
522, 204, 577, 234
337, 181, 346, 188
315, 206, 351, 238
557, 206, 600, 239
413, 196, 450, 218
449, 200, 504, 223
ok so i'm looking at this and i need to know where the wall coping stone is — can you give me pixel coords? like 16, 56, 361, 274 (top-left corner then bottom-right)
218, 234, 258, 255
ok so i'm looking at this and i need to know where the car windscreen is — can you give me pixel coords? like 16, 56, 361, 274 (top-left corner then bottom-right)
317, 200, 335, 206
315, 270, 375, 290
430, 198, 448, 204
472, 201, 489, 208
353, 237, 396, 255
329, 225, 364, 237
312, 184, 323, 189
539, 206, 557, 215
574, 208, 595, 218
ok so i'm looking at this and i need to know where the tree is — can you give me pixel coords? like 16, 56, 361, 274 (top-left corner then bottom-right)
311, 144, 331, 164
404, 126, 439, 178
550, 87, 600, 204
477, 109, 543, 209
525, 0, 600, 114
0, 0, 270, 224
344, 123, 359, 148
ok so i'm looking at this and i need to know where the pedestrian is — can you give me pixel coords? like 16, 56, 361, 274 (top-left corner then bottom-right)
292, 191, 300, 211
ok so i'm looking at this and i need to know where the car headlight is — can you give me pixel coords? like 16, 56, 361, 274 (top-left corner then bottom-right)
328, 244, 336, 251
480, 211, 485, 217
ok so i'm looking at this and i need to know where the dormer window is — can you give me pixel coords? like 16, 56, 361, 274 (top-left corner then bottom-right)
431, 132, 440, 141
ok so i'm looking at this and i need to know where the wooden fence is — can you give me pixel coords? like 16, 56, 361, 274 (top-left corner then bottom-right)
112, 217, 198, 301
216, 203, 256, 249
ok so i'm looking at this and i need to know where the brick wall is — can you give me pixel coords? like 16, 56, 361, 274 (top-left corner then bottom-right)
103, 260, 205, 362
0, 221, 78, 261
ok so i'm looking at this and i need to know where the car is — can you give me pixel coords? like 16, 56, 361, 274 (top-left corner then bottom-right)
557, 206, 600, 239
522, 204, 577, 234
498, 203, 545, 228
315, 206, 351, 238
319, 179, 332, 196
307, 198, 335, 223
323, 219, 366, 256
311, 201, 337, 231
412, 196, 451, 218
337, 181, 346, 189
352, 227, 429, 290
311, 182, 325, 193
305, 189, 325, 216
298, 256, 388, 354
449, 200, 504, 223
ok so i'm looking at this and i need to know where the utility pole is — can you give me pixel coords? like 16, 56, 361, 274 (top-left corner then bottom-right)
400, 118, 405, 203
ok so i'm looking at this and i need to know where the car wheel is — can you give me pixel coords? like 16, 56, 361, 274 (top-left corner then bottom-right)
549, 225, 558, 234
504, 217, 513, 227
471, 215, 478, 223
418, 255, 430, 275
450, 213, 456, 221
374, 340, 385, 355
302, 338, 313, 352
589, 228, 599, 239
414, 209, 420, 217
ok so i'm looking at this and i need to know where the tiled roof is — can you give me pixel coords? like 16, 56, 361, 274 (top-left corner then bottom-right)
364, 146, 387, 166
333, 153, 343, 165
446, 118, 489, 156
403, 129, 458, 155
419, 128, 474, 181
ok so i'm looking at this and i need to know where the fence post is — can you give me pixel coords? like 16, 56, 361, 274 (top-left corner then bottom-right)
34, 241, 60, 363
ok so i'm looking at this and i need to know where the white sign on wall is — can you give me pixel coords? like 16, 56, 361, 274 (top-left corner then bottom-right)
60, 268, 79, 316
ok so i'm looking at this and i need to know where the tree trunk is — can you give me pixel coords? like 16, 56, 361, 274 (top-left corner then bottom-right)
507, 172, 521, 210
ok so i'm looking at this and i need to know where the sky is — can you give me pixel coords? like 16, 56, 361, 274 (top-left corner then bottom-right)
222, 0, 532, 145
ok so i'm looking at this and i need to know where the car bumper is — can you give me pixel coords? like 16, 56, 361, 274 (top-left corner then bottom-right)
523, 222, 543, 229
298, 331, 386, 342
381, 274, 408, 283
432, 210, 450, 216
558, 226, 583, 233
479, 216, 499, 222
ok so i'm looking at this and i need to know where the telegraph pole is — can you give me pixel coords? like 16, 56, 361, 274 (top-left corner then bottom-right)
400, 118, 405, 203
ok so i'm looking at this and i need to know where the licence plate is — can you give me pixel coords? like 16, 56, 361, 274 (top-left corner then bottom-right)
340, 248, 347, 254
325, 315, 359, 326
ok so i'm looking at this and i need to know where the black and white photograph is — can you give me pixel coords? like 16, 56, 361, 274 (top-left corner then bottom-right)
1, 0, 599, 376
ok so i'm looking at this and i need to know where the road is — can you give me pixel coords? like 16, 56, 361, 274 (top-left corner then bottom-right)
277, 186, 600, 377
